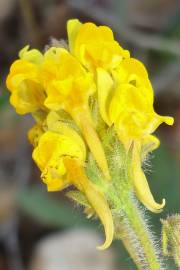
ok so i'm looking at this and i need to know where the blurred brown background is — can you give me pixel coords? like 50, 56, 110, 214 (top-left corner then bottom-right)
0, 0, 179, 269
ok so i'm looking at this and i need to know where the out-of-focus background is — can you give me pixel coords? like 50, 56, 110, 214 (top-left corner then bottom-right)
0, 0, 179, 269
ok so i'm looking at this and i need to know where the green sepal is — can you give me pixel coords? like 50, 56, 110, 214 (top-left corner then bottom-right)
66, 190, 90, 207
66, 190, 95, 219
161, 214, 180, 267
101, 127, 133, 191
86, 153, 107, 189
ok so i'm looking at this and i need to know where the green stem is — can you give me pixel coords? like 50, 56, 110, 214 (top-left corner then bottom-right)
113, 193, 164, 270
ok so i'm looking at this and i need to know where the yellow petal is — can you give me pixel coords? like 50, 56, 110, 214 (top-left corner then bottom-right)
46, 111, 86, 160
121, 58, 149, 80
132, 142, 165, 213
6, 59, 45, 114
67, 19, 82, 52
163, 116, 174, 125
9, 81, 45, 115
64, 157, 114, 249
44, 78, 73, 111
46, 178, 67, 192
68, 20, 129, 71
145, 114, 174, 135
6, 60, 39, 91
19, 45, 43, 64
97, 68, 113, 125
74, 109, 110, 180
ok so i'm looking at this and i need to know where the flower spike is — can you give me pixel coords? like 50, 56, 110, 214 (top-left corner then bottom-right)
6, 18, 174, 259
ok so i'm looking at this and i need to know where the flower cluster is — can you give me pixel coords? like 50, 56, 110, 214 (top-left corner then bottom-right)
6, 19, 174, 249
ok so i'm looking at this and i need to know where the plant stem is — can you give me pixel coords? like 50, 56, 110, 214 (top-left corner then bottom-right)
113, 194, 164, 270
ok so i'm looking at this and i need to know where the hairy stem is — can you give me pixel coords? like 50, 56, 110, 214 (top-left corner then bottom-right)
113, 194, 165, 270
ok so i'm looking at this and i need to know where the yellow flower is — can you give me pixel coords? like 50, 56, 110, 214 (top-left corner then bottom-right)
32, 130, 86, 191
32, 128, 114, 249
42, 47, 110, 180
97, 57, 174, 212
67, 19, 130, 72
97, 58, 174, 146
42, 47, 95, 113
6, 46, 45, 115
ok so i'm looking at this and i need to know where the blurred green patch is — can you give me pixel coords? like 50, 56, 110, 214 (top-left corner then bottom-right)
16, 187, 94, 229
0, 88, 9, 110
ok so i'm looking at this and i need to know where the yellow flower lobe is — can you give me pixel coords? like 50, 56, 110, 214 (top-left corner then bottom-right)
67, 19, 130, 72
6, 52, 45, 115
